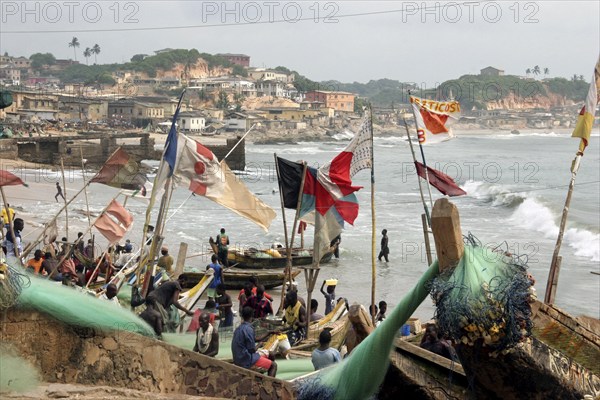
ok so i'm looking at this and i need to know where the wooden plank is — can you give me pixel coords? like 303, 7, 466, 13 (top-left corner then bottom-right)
394, 338, 465, 376
431, 198, 464, 272
174, 242, 188, 279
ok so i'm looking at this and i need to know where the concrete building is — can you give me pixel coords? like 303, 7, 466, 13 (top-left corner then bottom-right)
480, 66, 504, 77
248, 68, 293, 83
217, 53, 250, 67
177, 111, 206, 132
0, 65, 21, 84
304, 91, 355, 113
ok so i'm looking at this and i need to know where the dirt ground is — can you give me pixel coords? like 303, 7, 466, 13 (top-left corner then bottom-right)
3, 383, 227, 400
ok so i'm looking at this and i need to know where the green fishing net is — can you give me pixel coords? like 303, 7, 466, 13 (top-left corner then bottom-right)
17, 276, 155, 337
429, 237, 533, 353
297, 260, 440, 400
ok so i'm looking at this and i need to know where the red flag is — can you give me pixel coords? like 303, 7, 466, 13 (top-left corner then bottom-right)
415, 162, 466, 197
0, 170, 27, 187
93, 200, 133, 244
90, 148, 147, 191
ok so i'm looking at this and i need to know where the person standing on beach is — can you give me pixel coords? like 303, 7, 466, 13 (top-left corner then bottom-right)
216, 228, 229, 267
55, 182, 65, 202
378, 229, 389, 262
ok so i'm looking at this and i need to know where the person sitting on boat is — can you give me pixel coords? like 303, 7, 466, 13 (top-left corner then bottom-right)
26, 249, 44, 275
157, 246, 174, 280
115, 245, 134, 269
140, 296, 163, 337
193, 311, 219, 357
146, 276, 194, 333
216, 228, 229, 267
420, 323, 457, 361
320, 280, 337, 315
310, 299, 324, 322
215, 284, 234, 330
2, 217, 24, 265
99, 283, 121, 307
241, 282, 258, 312
41, 252, 63, 281
254, 285, 274, 318
311, 329, 341, 370
232, 306, 277, 377
238, 276, 273, 304
206, 254, 223, 300
83, 239, 94, 259
282, 290, 307, 346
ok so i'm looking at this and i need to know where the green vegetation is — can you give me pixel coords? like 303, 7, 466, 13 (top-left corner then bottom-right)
216, 90, 230, 109
30, 53, 56, 69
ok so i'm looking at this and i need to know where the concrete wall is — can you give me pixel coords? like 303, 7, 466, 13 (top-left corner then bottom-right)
1, 310, 295, 399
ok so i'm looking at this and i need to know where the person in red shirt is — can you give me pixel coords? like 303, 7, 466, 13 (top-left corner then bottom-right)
254, 285, 274, 318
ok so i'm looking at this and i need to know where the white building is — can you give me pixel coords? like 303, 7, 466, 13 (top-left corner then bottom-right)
177, 111, 206, 132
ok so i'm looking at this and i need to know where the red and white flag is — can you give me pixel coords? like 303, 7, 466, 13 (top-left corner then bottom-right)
174, 133, 276, 231
410, 96, 461, 144
94, 199, 133, 244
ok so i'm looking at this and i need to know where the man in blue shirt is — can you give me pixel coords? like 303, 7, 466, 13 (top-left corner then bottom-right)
206, 254, 223, 300
232, 306, 277, 377
311, 329, 341, 370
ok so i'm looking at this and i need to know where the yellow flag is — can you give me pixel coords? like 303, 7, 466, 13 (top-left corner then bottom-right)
572, 56, 600, 153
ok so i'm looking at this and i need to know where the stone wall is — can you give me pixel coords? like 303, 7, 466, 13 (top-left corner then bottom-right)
1, 310, 295, 399
0, 138, 18, 160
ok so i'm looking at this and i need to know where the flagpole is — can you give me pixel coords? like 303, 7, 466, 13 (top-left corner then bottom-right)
403, 119, 431, 226
544, 151, 583, 304
274, 153, 291, 312
408, 104, 435, 211
369, 105, 377, 324
79, 146, 93, 234
60, 157, 69, 238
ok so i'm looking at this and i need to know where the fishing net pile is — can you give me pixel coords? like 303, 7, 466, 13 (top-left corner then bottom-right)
16, 275, 155, 337
429, 235, 534, 355
297, 260, 440, 400
0, 261, 30, 310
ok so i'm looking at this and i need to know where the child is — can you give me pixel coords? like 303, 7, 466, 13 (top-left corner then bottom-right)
320, 280, 336, 315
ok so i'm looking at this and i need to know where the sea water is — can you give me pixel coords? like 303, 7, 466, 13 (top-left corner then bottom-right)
7, 129, 599, 319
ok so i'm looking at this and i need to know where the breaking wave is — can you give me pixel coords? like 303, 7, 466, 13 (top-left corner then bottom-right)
463, 180, 599, 262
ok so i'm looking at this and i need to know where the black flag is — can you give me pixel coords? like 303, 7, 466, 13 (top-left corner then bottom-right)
276, 157, 304, 209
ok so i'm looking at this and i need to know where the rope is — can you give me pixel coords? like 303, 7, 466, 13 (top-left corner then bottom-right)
0, 263, 30, 310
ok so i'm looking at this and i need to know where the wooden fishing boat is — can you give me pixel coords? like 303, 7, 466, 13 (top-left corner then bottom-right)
178, 267, 301, 290
209, 237, 335, 269
455, 300, 600, 399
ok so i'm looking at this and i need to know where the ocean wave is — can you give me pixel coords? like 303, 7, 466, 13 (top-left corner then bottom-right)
511, 197, 599, 262
248, 145, 333, 155
330, 129, 354, 141
462, 180, 526, 208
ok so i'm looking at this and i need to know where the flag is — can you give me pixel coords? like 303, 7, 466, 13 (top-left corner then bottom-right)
94, 199, 133, 244
174, 133, 276, 231
410, 96, 461, 144
154, 90, 186, 192
415, 162, 466, 197
276, 157, 305, 209
572, 56, 600, 153
90, 148, 147, 191
316, 111, 372, 201
0, 170, 27, 187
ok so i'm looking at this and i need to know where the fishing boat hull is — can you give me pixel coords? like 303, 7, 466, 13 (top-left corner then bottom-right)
455, 300, 600, 399
210, 238, 335, 269
178, 267, 301, 290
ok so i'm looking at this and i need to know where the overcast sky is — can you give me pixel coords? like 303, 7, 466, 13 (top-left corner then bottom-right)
1, 1, 599, 85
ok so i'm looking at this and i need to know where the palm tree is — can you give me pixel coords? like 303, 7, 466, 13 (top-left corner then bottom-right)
92, 44, 101, 64
525, 68, 531, 77
579, 74, 585, 81
532, 65, 541, 78
572, 74, 579, 82
83, 48, 92, 65
68, 37, 80, 61
543, 67, 549, 77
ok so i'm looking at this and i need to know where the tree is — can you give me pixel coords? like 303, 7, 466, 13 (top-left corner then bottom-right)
532, 65, 541, 78
572, 74, 579, 82
30, 53, 56, 68
131, 54, 146, 63
216, 91, 230, 110
234, 93, 245, 112
83, 48, 92, 65
92, 44, 101, 64
579, 74, 585, 81
198, 89, 209, 101
68, 37, 80, 61
525, 68, 531, 77
543, 67, 549, 77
